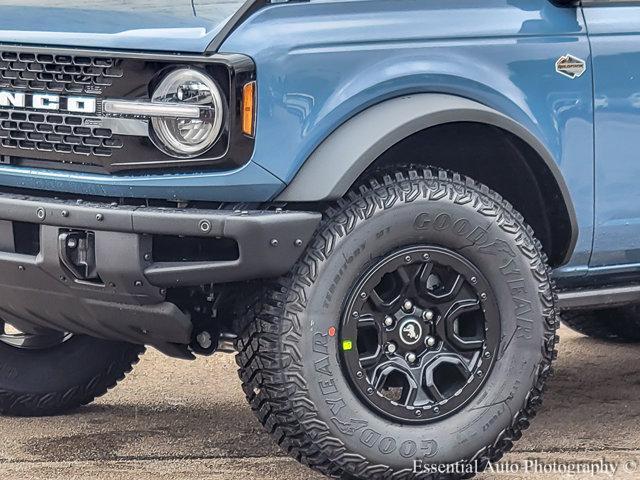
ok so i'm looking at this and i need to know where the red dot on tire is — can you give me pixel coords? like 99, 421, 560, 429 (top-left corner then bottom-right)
328, 327, 336, 337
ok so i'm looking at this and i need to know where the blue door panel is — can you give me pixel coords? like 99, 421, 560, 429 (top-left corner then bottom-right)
583, 6, 640, 268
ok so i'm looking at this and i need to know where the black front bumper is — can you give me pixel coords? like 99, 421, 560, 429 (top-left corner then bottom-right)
0, 192, 321, 357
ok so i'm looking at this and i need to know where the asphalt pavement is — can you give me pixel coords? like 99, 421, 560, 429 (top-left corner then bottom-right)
1, 326, 639, 480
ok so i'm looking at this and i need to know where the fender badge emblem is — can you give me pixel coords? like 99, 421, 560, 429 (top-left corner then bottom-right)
556, 54, 586, 79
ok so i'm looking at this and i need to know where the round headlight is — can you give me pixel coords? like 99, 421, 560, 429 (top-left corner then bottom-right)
150, 69, 224, 158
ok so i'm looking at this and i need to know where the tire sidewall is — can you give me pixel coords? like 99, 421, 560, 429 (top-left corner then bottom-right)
289, 179, 549, 470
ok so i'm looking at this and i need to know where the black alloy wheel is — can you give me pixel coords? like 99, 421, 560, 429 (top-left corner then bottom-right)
340, 245, 500, 423
0, 321, 71, 349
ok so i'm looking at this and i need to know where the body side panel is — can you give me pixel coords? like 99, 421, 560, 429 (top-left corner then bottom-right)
221, 0, 594, 271
582, 7, 640, 270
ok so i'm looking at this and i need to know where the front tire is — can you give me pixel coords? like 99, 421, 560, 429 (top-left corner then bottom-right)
237, 168, 558, 478
0, 330, 144, 416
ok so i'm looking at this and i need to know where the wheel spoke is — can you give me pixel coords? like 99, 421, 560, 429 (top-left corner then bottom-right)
396, 264, 423, 298
357, 315, 382, 369
422, 273, 465, 303
423, 354, 473, 402
368, 289, 396, 311
371, 361, 421, 406
441, 299, 484, 351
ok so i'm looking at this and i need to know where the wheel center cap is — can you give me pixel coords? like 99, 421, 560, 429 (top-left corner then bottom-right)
399, 318, 422, 345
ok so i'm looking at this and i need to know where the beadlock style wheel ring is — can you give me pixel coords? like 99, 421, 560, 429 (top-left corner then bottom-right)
339, 245, 501, 424
0, 321, 72, 350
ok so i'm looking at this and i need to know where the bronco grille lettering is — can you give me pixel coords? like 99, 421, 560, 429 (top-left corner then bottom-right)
0, 90, 96, 114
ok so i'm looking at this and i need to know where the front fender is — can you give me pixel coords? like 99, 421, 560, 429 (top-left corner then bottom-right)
275, 94, 571, 207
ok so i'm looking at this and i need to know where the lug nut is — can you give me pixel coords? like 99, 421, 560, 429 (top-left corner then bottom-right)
422, 310, 434, 321
386, 342, 397, 354
406, 352, 417, 364
384, 316, 394, 327
402, 300, 413, 312
425, 336, 436, 347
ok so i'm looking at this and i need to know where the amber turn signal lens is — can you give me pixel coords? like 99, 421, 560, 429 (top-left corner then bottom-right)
242, 81, 256, 136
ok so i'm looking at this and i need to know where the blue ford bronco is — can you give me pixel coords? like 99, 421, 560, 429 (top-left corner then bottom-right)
0, 0, 636, 477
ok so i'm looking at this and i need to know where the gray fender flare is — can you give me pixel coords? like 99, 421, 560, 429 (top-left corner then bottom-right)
276, 94, 575, 215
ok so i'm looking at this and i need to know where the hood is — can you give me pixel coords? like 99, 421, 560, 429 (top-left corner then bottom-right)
0, 1, 250, 53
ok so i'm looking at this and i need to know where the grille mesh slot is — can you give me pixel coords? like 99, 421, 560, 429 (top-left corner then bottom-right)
0, 110, 123, 157
0, 52, 123, 94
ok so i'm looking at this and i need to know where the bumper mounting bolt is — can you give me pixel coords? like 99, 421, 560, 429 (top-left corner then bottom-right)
18, 265, 24, 271
270, 238, 279, 247
199, 220, 212, 233
36, 208, 46, 221
96, 213, 104, 222
294, 239, 303, 247
61, 210, 69, 218
144, 253, 152, 261
134, 280, 143, 287
196, 331, 213, 350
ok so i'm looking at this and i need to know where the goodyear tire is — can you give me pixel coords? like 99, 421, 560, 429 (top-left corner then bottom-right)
563, 306, 640, 342
237, 168, 558, 479
0, 332, 144, 416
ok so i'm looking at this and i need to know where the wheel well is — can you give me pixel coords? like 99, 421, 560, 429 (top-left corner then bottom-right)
368, 122, 572, 267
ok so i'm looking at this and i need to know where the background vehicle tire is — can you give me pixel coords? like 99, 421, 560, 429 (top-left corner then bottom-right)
236, 168, 558, 478
562, 306, 640, 342
0, 328, 144, 416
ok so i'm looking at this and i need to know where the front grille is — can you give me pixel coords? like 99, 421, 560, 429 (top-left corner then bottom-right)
0, 110, 122, 157
0, 47, 249, 174
0, 52, 123, 94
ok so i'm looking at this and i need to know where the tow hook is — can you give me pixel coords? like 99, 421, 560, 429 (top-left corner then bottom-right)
58, 230, 100, 282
